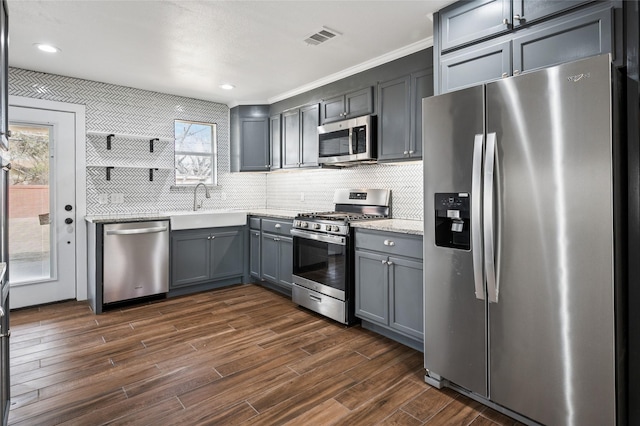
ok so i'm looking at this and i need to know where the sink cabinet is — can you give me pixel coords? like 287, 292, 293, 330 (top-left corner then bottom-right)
354, 228, 423, 351
171, 226, 244, 289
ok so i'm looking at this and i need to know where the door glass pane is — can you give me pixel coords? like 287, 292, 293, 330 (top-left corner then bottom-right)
7, 123, 54, 284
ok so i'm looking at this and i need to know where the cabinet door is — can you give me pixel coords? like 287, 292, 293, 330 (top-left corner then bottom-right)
355, 250, 389, 324
278, 236, 293, 289
377, 75, 410, 161
321, 95, 346, 123
345, 87, 373, 119
282, 109, 300, 168
410, 69, 433, 159
388, 256, 424, 340
250, 230, 261, 279
440, 39, 511, 94
300, 103, 319, 167
210, 229, 244, 280
171, 231, 210, 287
261, 233, 279, 282
512, 6, 613, 75
270, 114, 281, 170
439, 0, 511, 51
512, 0, 592, 27
240, 117, 269, 171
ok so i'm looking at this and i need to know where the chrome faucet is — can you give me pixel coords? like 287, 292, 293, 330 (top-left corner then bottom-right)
193, 183, 211, 211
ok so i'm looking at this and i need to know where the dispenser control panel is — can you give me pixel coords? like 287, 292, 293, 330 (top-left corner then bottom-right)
434, 192, 471, 251
435, 193, 469, 210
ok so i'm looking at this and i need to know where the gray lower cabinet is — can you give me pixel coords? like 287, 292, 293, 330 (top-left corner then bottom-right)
437, 2, 615, 94
250, 229, 261, 279
354, 229, 423, 350
171, 227, 244, 289
282, 104, 319, 169
261, 233, 293, 290
378, 69, 432, 162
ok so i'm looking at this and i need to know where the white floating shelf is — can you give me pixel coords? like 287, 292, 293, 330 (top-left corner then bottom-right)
87, 130, 173, 143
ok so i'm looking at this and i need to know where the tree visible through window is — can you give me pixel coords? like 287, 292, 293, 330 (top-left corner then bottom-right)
174, 120, 217, 185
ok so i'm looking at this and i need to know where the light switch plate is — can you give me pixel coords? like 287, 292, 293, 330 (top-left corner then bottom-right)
98, 194, 109, 204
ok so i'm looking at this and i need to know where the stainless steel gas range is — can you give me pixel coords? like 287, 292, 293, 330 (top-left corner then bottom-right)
291, 188, 390, 325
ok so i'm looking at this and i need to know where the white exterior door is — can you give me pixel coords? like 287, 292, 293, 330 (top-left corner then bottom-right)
8, 105, 76, 308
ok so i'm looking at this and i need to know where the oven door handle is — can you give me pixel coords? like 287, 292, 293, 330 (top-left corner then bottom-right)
290, 229, 347, 246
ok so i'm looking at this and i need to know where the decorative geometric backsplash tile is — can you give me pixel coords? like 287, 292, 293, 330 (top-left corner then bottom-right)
10, 67, 424, 220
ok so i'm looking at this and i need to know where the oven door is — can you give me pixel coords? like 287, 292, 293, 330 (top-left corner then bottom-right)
291, 229, 347, 300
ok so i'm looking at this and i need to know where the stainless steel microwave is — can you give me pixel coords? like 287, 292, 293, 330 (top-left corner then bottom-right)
317, 115, 375, 165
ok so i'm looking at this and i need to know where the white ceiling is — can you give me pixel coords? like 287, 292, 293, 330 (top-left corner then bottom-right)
8, 0, 454, 106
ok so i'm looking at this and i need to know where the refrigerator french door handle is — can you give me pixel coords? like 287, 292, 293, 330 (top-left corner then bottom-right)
471, 133, 485, 300
484, 132, 498, 303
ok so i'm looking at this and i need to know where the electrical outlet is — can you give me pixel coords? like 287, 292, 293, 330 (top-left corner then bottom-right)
98, 194, 109, 204
220, 192, 227, 201
111, 193, 124, 204
300, 192, 305, 202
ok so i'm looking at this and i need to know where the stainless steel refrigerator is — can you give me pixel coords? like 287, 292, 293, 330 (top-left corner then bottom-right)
423, 54, 623, 425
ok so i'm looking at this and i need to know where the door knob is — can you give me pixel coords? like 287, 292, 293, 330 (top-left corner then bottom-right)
65, 218, 73, 224
65, 204, 73, 211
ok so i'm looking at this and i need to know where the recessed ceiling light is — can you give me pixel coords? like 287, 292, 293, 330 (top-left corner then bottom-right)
34, 43, 60, 53
219, 84, 235, 90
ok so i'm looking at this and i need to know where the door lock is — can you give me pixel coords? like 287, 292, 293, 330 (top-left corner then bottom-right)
65, 218, 73, 224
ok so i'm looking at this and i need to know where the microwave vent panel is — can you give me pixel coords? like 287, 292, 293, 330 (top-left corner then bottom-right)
304, 27, 341, 46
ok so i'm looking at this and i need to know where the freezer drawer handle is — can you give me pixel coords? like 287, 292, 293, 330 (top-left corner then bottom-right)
484, 132, 499, 303
471, 134, 485, 300
309, 294, 322, 303
106, 226, 168, 236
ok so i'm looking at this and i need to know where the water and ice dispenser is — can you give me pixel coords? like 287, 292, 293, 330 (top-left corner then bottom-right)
434, 193, 470, 250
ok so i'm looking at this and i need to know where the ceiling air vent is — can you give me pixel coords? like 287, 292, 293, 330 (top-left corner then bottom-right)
304, 27, 341, 46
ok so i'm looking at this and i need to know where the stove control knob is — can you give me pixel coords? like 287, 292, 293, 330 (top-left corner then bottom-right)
331, 225, 339, 232
313, 223, 321, 230
325, 225, 331, 231
301, 222, 308, 228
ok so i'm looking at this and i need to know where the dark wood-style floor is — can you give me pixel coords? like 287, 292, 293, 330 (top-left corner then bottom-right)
8, 284, 521, 425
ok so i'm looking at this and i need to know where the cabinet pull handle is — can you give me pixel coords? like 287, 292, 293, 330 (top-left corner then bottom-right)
403, 151, 409, 155
502, 72, 509, 78
513, 14, 524, 21
381, 259, 387, 265
383, 239, 395, 246
514, 70, 521, 76
275, 224, 281, 229
502, 18, 509, 25
207, 236, 211, 240
409, 150, 414, 154
387, 261, 393, 266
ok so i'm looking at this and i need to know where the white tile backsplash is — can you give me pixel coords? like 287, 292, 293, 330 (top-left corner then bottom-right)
10, 68, 423, 220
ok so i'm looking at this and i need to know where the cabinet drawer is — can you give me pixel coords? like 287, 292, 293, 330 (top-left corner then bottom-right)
355, 229, 422, 260
261, 218, 292, 236
249, 217, 261, 230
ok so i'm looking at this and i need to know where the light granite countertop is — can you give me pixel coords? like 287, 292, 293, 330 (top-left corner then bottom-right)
86, 210, 424, 235
351, 219, 424, 236
85, 209, 307, 224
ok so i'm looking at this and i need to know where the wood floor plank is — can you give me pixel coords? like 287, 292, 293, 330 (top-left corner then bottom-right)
7, 284, 518, 426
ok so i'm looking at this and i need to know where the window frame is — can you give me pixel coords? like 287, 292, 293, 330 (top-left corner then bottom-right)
174, 119, 218, 186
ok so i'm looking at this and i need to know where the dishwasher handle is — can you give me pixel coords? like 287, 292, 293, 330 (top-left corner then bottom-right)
105, 226, 168, 236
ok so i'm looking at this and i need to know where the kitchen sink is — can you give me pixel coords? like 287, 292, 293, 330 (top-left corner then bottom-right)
166, 210, 247, 230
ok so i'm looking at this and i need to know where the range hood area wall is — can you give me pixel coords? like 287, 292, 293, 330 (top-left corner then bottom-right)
9, 67, 267, 215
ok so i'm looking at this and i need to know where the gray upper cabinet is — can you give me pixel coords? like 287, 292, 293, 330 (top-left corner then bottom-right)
269, 114, 281, 170
378, 69, 432, 161
436, 1, 615, 94
282, 104, 319, 168
512, 6, 613, 75
230, 105, 270, 172
439, 0, 511, 51
300, 104, 319, 167
320, 87, 373, 124
512, 0, 593, 27
282, 109, 300, 168
440, 39, 512, 94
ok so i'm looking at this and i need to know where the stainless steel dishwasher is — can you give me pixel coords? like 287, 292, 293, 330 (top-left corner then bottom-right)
103, 220, 169, 304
